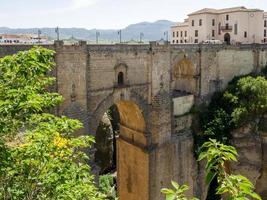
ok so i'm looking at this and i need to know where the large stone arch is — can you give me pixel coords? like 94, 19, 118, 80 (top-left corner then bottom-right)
89, 88, 150, 200
89, 89, 149, 136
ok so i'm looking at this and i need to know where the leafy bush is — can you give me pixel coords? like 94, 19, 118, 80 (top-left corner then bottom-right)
99, 174, 117, 200
0, 47, 104, 200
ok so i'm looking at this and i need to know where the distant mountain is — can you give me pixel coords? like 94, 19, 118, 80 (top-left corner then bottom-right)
0, 20, 175, 42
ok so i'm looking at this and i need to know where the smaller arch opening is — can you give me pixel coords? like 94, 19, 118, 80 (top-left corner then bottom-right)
117, 72, 124, 86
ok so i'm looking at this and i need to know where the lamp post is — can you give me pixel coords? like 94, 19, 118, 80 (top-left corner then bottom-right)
118, 30, 122, 43
55, 26, 60, 41
96, 31, 100, 44
140, 32, 144, 43
37, 29, 41, 43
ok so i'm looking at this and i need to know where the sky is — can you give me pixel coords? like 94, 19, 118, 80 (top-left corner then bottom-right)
1, 0, 267, 29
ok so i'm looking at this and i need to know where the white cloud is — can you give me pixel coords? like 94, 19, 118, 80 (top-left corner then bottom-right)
71, 0, 96, 9
40, 0, 97, 14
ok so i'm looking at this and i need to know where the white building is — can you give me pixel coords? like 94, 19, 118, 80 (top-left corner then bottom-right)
0, 34, 49, 44
171, 6, 267, 44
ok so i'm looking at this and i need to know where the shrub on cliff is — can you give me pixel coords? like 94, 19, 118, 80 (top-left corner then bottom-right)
196, 74, 267, 152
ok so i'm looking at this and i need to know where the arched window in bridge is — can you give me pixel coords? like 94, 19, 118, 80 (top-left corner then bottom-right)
118, 72, 124, 86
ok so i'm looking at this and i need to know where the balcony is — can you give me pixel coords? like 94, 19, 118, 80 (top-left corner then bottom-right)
220, 25, 233, 31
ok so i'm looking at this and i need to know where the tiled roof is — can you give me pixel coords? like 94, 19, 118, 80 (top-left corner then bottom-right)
0, 34, 23, 39
0, 34, 46, 39
171, 21, 189, 28
171, 18, 189, 28
188, 6, 263, 15
189, 8, 217, 15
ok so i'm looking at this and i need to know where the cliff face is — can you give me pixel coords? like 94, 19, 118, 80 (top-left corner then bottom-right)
230, 115, 267, 199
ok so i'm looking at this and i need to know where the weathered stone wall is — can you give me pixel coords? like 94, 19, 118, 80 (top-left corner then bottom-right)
173, 95, 194, 116
54, 42, 89, 133
230, 116, 267, 200
117, 138, 150, 200
171, 44, 267, 101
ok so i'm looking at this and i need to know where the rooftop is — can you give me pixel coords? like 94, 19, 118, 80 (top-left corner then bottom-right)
171, 21, 189, 28
188, 6, 263, 16
0, 34, 48, 40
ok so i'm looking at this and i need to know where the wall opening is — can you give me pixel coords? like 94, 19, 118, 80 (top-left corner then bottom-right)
173, 57, 197, 94
117, 72, 124, 86
94, 100, 148, 200
224, 33, 231, 45
95, 105, 120, 175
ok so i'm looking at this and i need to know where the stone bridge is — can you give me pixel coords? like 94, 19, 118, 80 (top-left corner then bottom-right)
1, 42, 267, 200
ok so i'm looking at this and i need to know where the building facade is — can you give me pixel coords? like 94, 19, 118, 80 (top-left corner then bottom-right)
0, 34, 49, 44
171, 6, 267, 44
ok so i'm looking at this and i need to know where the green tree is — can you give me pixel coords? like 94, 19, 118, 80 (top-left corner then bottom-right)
184, 74, 267, 199
195, 75, 267, 152
0, 47, 104, 200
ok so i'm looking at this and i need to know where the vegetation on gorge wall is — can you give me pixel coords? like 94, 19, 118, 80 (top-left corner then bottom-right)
194, 67, 267, 153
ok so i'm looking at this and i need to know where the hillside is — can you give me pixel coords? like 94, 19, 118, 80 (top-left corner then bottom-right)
0, 20, 175, 42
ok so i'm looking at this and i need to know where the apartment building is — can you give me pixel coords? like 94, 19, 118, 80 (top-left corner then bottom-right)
171, 6, 267, 44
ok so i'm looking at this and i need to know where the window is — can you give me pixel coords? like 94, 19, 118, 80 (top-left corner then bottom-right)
185, 31, 187, 37
234, 24, 238, 35
181, 31, 183, 37
212, 30, 215, 37
184, 40, 187, 43
180, 40, 183, 43
244, 31, 247, 38
194, 39, 198, 43
173, 32, 175, 37
172, 40, 175, 43
226, 14, 229, 20
176, 40, 179, 43
264, 29, 267, 37
118, 72, 124, 86
199, 19, 202, 26
212, 19, 215, 26
218, 23, 221, 35
265, 20, 267, 27
177, 31, 179, 37
226, 23, 229, 30
192, 20, 195, 26
195, 30, 198, 37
